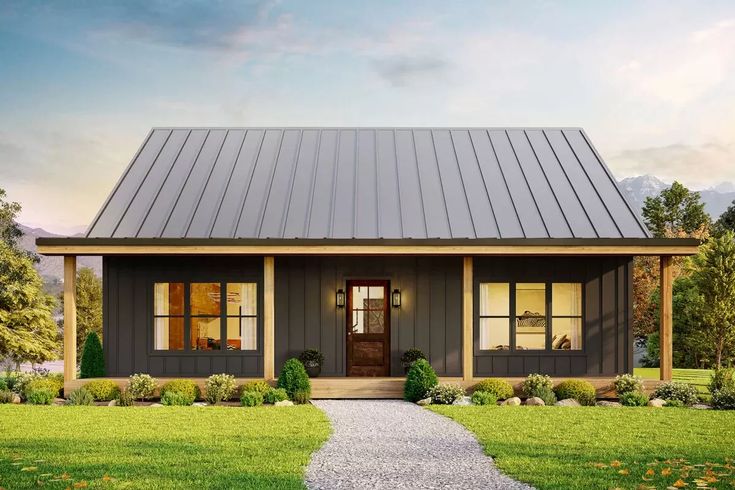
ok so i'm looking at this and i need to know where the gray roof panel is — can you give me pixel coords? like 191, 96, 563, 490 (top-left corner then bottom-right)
86, 127, 650, 240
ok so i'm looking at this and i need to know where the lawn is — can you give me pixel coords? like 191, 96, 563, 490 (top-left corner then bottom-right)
0, 405, 331, 489
431, 406, 735, 490
635, 367, 714, 393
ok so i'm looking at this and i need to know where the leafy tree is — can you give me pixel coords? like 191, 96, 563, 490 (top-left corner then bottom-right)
714, 200, 735, 236
691, 232, 735, 368
60, 267, 102, 358
0, 188, 36, 262
642, 181, 710, 238
79, 331, 105, 378
0, 241, 58, 368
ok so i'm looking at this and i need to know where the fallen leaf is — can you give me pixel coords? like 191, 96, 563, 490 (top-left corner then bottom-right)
102, 475, 112, 482
21, 467, 38, 472
611, 460, 623, 468
73, 482, 88, 489
60, 473, 71, 480
672, 479, 688, 488
662, 468, 673, 476
592, 463, 607, 469
646, 469, 655, 477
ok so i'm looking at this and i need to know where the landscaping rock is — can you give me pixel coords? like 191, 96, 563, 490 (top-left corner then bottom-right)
150, 403, 164, 407
596, 400, 622, 407
193, 402, 208, 407
502, 397, 521, 406
525, 397, 545, 406
554, 398, 581, 407
275, 400, 294, 407
648, 398, 665, 408
108, 399, 117, 407
416, 397, 432, 406
11, 394, 21, 404
691, 403, 711, 410
452, 396, 472, 406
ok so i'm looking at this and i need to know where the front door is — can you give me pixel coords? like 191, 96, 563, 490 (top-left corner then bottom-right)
346, 280, 390, 376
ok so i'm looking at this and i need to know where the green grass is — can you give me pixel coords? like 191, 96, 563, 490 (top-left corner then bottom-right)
635, 367, 714, 393
431, 406, 735, 489
0, 405, 330, 489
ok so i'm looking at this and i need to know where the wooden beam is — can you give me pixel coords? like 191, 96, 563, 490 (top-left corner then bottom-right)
63, 256, 77, 383
660, 255, 673, 381
263, 256, 275, 380
462, 256, 473, 381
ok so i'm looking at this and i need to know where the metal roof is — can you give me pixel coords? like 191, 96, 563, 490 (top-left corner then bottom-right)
85, 127, 650, 240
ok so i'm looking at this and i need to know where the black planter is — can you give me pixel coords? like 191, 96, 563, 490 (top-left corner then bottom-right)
305, 364, 321, 378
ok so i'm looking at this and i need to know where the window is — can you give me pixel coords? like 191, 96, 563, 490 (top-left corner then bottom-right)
516, 283, 546, 350
153, 282, 258, 352
551, 283, 582, 350
479, 283, 510, 350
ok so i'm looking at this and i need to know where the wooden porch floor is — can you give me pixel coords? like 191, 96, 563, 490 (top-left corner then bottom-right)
64, 376, 662, 399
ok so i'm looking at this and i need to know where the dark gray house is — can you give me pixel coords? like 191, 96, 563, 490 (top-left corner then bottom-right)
38, 127, 697, 397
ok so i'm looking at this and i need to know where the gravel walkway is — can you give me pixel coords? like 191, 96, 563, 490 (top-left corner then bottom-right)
306, 400, 532, 490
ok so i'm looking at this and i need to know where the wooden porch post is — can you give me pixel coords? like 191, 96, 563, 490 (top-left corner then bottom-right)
462, 256, 473, 381
659, 255, 673, 381
264, 256, 275, 380
63, 256, 77, 382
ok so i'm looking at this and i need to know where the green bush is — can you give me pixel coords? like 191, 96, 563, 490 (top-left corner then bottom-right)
240, 390, 264, 407
161, 391, 194, 406
84, 379, 120, 401
277, 359, 311, 403
613, 373, 644, 396
664, 399, 685, 408
128, 374, 158, 401
26, 385, 56, 405
116, 389, 134, 407
160, 379, 201, 402
0, 379, 7, 391
25, 378, 61, 400
66, 387, 95, 406
403, 359, 438, 402
471, 390, 498, 406
400, 348, 426, 367
710, 368, 735, 393
652, 381, 698, 406
426, 383, 465, 405
712, 386, 735, 410
263, 387, 288, 404
80, 331, 105, 378
0, 390, 14, 404
298, 349, 324, 368
239, 380, 271, 396
522, 374, 553, 398
554, 379, 596, 406
620, 391, 649, 407
473, 378, 514, 400
205, 374, 236, 404
531, 386, 557, 406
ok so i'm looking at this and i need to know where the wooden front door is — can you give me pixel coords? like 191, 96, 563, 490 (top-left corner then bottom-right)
346, 280, 390, 376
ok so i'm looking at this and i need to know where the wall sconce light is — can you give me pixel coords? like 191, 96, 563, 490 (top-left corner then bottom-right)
336, 289, 345, 308
392, 289, 401, 308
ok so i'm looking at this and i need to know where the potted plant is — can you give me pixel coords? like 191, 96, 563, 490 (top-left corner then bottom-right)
401, 348, 427, 374
298, 349, 324, 377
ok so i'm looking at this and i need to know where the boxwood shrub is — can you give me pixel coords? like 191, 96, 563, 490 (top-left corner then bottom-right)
404, 359, 438, 402
263, 387, 288, 404
473, 378, 514, 400
84, 379, 121, 401
161, 391, 194, 406
25, 378, 61, 403
240, 380, 271, 396
276, 359, 311, 403
554, 379, 596, 406
471, 390, 498, 406
160, 379, 201, 402
240, 391, 264, 407
620, 391, 649, 407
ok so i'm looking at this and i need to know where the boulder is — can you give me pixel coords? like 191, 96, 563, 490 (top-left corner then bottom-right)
525, 397, 545, 406
193, 402, 208, 407
648, 398, 665, 408
596, 400, 622, 408
452, 396, 472, 406
691, 403, 711, 410
554, 398, 581, 407
502, 397, 521, 406
107, 400, 117, 407
150, 403, 164, 407
416, 398, 432, 406
274, 400, 294, 407
11, 394, 21, 404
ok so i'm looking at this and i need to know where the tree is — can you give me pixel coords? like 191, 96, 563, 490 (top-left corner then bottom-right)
691, 232, 735, 368
0, 241, 58, 368
61, 267, 102, 359
714, 200, 735, 236
80, 331, 105, 378
0, 188, 37, 262
642, 181, 710, 238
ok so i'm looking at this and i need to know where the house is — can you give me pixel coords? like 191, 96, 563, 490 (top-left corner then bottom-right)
37, 127, 698, 397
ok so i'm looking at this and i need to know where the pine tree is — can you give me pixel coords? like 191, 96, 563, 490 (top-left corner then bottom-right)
80, 331, 105, 378
714, 200, 735, 236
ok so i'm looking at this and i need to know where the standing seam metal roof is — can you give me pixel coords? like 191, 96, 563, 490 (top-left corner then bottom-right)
86, 127, 651, 240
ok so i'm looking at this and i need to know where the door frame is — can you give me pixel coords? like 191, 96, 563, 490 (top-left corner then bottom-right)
345, 279, 391, 376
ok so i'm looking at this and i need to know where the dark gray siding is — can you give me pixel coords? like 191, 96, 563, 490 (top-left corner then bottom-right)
473, 256, 633, 377
103, 256, 264, 377
274, 256, 463, 377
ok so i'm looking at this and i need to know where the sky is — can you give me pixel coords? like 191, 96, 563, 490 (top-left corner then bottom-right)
1, 0, 734, 234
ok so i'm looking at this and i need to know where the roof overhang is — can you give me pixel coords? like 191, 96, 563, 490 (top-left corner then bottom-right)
36, 237, 700, 256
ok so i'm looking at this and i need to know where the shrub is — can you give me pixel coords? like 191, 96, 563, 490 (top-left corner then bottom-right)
240, 391, 264, 407
80, 331, 105, 378
710, 368, 735, 393
471, 390, 498, 406
239, 380, 271, 396
426, 383, 465, 405
26, 383, 56, 405
298, 349, 324, 368
128, 374, 158, 401
403, 359, 438, 402
277, 359, 311, 402
554, 379, 596, 406
613, 373, 644, 396
205, 374, 236, 404
522, 374, 553, 397
25, 378, 61, 400
116, 389, 134, 407
712, 386, 735, 410
0, 390, 14, 404
161, 391, 194, 406
531, 386, 557, 406
400, 348, 426, 367
84, 379, 120, 401
263, 387, 288, 404
664, 399, 685, 408
160, 379, 201, 402
0, 378, 7, 391
620, 391, 649, 407
66, 387, 95, 406
473, 378, 514, 400
652, 381, 698, 406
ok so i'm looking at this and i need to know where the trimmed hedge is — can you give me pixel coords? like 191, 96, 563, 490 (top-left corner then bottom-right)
554, 379, 596, 406
276, 359, 311, 403
473, 378, 514, 400
84, 379, 120, 401
160, 379, 201, 402
404, 359, 438, 402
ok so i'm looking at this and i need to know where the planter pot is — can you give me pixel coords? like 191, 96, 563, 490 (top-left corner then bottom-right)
305, 364, 321, 378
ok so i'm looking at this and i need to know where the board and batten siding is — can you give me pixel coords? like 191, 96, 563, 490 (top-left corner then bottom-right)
103, 256, 264, 377
473, 256, 633, 377
274, 256, 463, 377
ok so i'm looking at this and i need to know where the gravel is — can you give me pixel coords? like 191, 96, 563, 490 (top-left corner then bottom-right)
306, 400, 532, 490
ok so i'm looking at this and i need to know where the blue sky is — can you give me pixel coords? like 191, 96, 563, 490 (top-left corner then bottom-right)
1, 0, 734, 233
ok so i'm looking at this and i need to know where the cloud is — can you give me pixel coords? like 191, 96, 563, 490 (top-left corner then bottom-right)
372, 56, 449, 87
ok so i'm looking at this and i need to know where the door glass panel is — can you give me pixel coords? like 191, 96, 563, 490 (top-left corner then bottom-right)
191, 283, 221, 315
368, 286, 384, 299
367, 310, 384, 334
351, 309, 364, 334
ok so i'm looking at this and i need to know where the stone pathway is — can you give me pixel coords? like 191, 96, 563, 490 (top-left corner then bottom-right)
306, 400, 532, 489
